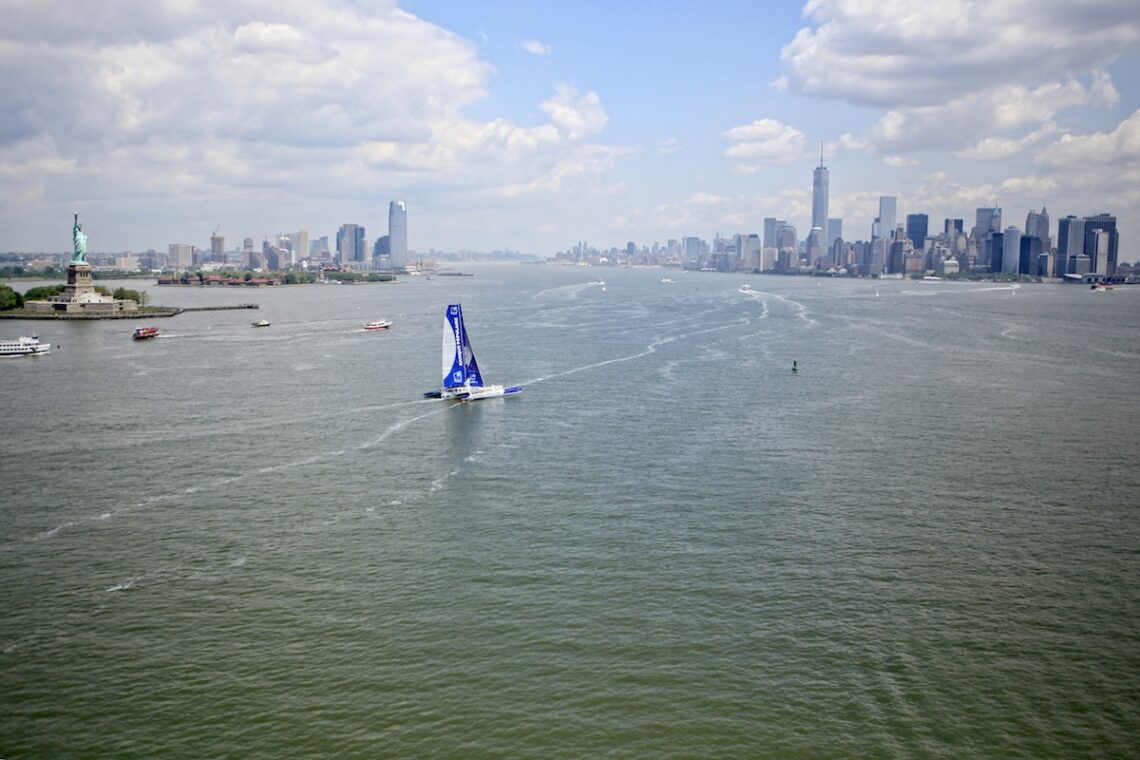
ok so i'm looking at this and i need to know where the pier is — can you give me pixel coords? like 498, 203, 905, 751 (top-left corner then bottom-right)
178, 303, 259, 312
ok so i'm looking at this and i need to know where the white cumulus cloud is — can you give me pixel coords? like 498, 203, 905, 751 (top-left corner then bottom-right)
723, 118, 806, 172
780, 0, 1140, 108
520, 39, 552, 55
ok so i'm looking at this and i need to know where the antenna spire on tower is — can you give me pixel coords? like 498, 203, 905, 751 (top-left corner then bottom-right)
820, 140, 824, 167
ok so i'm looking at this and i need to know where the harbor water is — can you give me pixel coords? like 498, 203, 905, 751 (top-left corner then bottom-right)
2, 266, 1138, 757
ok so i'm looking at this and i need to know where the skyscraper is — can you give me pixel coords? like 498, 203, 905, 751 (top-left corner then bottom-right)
210, 232, 224, 264
336, 224, 366, 267
811, 146, 829, 234
827, 218, 842, 246
976, 207, 1001, 235
1082, 213, 1118, 275
1002, 226, 1021, 274
388, 201, 408, 270
878, 197, 897, 240
1056, 216, 1084, 276
1025, 207, 1049, 241
906, 213, 929, 250
763, 218, 779, 248
168, 243, 193, 269
297, 226, 309, 264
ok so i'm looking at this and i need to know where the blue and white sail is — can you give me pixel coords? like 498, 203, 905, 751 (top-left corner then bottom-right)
441, 304, 484, 389
427, 303, 521, 400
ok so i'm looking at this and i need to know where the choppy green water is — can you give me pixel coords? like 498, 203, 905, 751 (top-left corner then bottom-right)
2, 267, 1139, 757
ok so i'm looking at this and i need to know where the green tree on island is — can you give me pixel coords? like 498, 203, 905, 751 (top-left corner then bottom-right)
112, 287, 150, 306
0, 284, 23, 310
23, 284, 66, 301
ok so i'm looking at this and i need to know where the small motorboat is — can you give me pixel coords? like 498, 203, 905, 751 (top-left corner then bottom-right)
252, 319, 270, 327
132, 326, 159, 340
364, 320, 392, 331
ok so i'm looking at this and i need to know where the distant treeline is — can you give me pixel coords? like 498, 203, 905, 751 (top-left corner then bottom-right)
0, 266, 152, 280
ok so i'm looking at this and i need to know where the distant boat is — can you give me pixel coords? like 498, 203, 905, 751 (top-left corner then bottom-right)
1, 335, 51, 356
252, 319, 270, 328
592, 279, 606, 286
364, 320, 392, 331
132, 326, 159, 340
423, 304, 521, 401
661, 277, 673, 283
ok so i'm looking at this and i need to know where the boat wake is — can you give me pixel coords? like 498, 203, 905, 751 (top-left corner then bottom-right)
106, 577, 140, 592
741, 290, 817, 327
523, 320, 744, 386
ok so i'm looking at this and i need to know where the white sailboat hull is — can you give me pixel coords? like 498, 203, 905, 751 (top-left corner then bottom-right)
439, 383, 523, 401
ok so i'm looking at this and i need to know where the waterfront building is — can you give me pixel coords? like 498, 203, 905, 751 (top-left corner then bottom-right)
741, 234, 762, 271
389, 201, 408, 270
760, 246, 778, 271
210, 232, 224, 263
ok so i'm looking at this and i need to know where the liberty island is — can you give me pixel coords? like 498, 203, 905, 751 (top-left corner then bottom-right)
19, 213, 141, 316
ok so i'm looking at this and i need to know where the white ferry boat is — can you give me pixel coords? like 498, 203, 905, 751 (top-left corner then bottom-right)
0, 335, 51, 357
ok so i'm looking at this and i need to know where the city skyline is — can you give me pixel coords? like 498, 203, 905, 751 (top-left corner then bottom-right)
1, 1, 1138, 256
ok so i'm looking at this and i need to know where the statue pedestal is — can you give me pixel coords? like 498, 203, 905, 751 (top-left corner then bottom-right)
63, 263, 96, 301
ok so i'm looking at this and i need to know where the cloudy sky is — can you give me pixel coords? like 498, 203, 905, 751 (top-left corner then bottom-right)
2, 0, 1139, 257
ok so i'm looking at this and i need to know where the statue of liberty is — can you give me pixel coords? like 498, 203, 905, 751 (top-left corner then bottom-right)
72, 212, 88, 264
